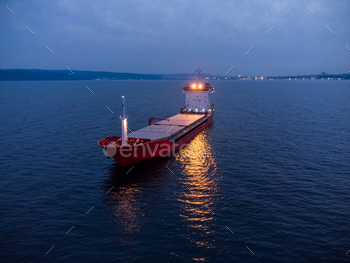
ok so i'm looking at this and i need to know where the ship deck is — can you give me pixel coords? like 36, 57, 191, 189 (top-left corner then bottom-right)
128, 114, 206, 141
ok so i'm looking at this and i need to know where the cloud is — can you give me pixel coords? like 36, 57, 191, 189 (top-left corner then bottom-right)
0, 0, 349, 75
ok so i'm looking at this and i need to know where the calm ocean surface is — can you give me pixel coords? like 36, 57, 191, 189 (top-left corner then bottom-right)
1, 80, 349, 262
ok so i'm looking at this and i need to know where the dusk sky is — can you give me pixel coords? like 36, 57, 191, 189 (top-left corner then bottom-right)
1, 0, 349, 76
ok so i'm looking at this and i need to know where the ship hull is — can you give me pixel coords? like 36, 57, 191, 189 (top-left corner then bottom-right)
99, 113, 213, 167
174, 112, 213, 150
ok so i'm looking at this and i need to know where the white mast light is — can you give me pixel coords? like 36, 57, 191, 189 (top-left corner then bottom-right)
120, 96, 128, 145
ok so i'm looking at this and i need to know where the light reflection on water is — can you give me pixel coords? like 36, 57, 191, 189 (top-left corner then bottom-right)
104, 158, 173, 245
103, 128, 218, 256
176, 130, 218, 250
110, 185, 142, 235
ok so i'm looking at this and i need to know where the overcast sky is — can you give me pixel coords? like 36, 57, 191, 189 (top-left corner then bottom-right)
1, 0, 349, 76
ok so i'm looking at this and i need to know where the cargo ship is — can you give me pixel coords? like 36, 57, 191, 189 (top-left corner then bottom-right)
98, 81, 215, 167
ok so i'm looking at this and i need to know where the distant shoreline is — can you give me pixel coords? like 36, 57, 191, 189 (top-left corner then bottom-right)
1, 69, 349, 81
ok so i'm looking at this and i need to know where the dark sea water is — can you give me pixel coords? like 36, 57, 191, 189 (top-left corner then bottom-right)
1, 80, 350, 262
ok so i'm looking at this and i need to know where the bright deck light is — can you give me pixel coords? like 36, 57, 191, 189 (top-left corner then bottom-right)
192, 84, 196, 88
199, 84, 202, 88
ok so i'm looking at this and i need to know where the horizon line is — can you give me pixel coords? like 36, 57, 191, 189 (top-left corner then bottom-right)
1, 68, 349, 77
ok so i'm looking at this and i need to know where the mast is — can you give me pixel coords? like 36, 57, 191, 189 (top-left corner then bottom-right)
195, 68, 203, 81
120, 96, 128, 145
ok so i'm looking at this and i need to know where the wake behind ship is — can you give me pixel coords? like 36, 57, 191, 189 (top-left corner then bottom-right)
98, 81, 215, 166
